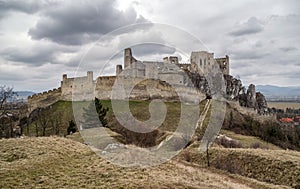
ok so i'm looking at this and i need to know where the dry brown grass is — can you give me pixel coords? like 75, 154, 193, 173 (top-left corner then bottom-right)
268, 102, 300, 109
178, 144, 300, 188
0, 136, 294, 189
219, 130, 282, 150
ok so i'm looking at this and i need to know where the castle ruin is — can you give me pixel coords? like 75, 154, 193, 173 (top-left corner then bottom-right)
28, 48, 230, 110
117, 48, 229, 81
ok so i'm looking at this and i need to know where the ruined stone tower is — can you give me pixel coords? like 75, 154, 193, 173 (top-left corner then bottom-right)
215, 55, 230, 75
190, 51, 215, 74
124, 48, 137, 68
116, 65, 123, 76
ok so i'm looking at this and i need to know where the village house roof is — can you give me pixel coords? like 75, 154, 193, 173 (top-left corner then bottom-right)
280, 118, 294, 123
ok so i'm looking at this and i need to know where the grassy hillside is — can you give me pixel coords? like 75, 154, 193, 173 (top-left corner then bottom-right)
179, 143, 300, 188
19, 99, 300, 188
219, 130, 282, 150
222, 101, 300, 150
0, 137, 296, 189
26, 99, 207, 139
27, 99, 291, 150
27, 100, 180, 136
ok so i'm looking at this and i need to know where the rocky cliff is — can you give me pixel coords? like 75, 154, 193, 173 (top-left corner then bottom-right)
187, 72, 268, 114
226, 77, 268, 114
224, 75, 245, 100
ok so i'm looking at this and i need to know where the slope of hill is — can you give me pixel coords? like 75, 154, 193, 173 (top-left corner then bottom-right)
0, 137, 297, 189
20, 99, 300, 188
26, 99, 300, 150
179, 143, 300, 188
219, 130, 282, 150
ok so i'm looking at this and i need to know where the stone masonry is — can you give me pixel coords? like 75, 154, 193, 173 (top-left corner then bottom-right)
29, 48, 269, 113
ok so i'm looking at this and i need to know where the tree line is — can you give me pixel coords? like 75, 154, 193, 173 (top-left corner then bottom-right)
0, 85, 110, 138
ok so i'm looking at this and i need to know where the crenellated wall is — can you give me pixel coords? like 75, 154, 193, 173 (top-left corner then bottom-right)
28, 87, 62, 111
27, 48, 229, 112
61, 71, 95, 101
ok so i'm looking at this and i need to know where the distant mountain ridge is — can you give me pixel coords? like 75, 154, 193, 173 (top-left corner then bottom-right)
256, 85, 300, 102
14, 91, 35, 102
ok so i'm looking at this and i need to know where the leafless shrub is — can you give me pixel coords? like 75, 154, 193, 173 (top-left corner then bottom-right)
213, 158, 239, 174
215, 136, 242, 148
250, 142, 261, 149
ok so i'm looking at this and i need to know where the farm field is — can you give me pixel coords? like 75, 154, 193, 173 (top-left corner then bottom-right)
268, 102, 300, 109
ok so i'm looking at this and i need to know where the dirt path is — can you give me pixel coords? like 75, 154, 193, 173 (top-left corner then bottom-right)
197, 99, 211, 130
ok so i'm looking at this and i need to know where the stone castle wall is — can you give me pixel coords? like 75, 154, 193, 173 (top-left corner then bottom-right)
61, 71, 95, 101
126, 79, 205, 102
28, 48, 229, 111
95, 76, 116, 100
215, 56, 230, 75
94, 76, 205, 102
28, 88, 62, 111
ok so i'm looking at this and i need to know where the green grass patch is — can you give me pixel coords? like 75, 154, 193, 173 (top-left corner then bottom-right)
220, 130, 282, 150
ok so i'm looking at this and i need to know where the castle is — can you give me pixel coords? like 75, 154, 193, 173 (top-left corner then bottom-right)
28, 48, 229, 111
118, 48, 229, 81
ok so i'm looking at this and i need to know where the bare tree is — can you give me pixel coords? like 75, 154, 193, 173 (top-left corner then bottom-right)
18, 104, 29, 136
37, 108, 49, 136
0, 86, 17, 138
30, 107, 50, 137
35, 121, 39, 137
0, 86, 15, 117
50, 111, 62, 135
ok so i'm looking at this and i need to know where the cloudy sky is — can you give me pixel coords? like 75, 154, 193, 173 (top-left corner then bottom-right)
0, 0, 299, 92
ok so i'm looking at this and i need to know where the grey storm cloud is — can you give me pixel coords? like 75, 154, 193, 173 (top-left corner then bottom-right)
131, 44, 176, 57
0, 70, 26, 81
28, 0, 148, 45
1, 44, 79, 66
0, 0, 300, 91
232, 51, 270, 60
0, 0, 46, 18
279, 47, 297, 52
2, 48, 55, 65
229, 17, 264, 37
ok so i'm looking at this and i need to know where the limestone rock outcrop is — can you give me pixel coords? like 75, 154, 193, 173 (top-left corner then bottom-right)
246, 84, 257, 108
186, 72, 268, 114
188, 72, 268, 114
237, 84, 268, 114
256, 92, 268, 114
224, 75, 245, 100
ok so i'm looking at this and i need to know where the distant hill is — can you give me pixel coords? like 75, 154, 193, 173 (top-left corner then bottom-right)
256, 85, 300, 102
14, 91, 35, 102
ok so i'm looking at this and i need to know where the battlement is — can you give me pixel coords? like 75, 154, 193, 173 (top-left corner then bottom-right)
28, 48, 230, 112
97, 76, 116, 80
28, 87, 61, 100
27, 87, 62, 111
60, 71, 95, 101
